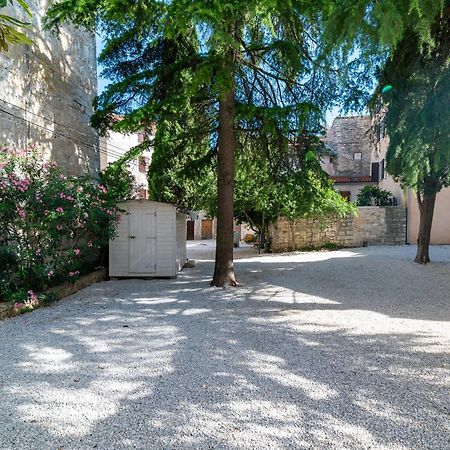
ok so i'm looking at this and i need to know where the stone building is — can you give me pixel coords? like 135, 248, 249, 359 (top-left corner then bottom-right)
322, 116, 381, 202
325, 116, 373, 176
0, 0, 99, 176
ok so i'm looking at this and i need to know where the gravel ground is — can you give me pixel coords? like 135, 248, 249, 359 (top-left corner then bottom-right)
0, 242, 449, 450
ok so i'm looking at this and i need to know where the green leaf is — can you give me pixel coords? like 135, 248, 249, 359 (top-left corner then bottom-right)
305, 150, 316, 161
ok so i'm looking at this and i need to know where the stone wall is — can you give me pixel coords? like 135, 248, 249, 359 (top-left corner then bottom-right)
326, 116, 372, 177
269, 207, 406, 252
0, 0, 99, 176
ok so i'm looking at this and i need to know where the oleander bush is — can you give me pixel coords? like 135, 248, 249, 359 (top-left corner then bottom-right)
0, 145, 124, 302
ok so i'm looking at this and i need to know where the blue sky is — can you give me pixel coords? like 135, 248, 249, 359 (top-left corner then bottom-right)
96, 35, 110, 93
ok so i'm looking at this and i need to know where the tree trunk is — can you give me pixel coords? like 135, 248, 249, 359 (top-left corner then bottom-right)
211, 85, 238, 287
415, 191, 436, 264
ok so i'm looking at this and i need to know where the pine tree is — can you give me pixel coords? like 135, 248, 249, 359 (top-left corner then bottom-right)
382, 7, 450, 263
325, 0, 449, 264
46, 0, 355, 286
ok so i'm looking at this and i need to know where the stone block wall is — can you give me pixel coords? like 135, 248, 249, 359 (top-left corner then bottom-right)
0, 0, 99, 176
326, 116, 372, 177
269, 207, 406, 252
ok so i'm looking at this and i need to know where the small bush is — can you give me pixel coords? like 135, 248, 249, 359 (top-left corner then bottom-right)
356, 185, 392, 206
320, 242, 339, 250
0, 145, 124, 302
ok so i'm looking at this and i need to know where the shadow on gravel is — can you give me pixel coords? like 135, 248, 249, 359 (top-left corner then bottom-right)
1, 248, 449, 449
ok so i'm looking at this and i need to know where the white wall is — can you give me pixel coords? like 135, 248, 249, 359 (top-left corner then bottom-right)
100, 130, 154, 197
407, 189, 450, 244
110, 200, 180, 277
334, 183, 373, 203
371, 134, 405, 205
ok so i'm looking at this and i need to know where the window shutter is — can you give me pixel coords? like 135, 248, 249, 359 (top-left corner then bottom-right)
380, 121, 386, 139
371, 162, 380, 182
381, 159, 385, 180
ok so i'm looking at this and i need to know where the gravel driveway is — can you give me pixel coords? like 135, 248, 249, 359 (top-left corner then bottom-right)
0, 242, 449, 449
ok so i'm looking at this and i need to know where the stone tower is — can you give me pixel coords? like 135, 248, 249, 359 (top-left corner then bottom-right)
0, 0, 99, 176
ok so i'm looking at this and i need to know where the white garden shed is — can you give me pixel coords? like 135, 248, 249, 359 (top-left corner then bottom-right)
109, 200, 187, 278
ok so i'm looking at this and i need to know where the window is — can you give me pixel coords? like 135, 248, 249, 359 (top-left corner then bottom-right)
371, 162, 380, 182
380, 120, 386, 140
138, 156, 149, 173
353, 152, 362, 160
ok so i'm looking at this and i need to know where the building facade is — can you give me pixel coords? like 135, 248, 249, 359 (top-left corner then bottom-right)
100, 129, 154, 199
324, 114, 450, 245
371, 114, 450, 244
323, 116, 379, 202
0, 0, 99, 176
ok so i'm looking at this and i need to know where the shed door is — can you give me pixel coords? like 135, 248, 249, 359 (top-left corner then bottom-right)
129, 207, 157, 273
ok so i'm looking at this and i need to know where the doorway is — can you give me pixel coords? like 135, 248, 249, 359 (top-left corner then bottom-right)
186, 220, 195, 240
201, 219, 213, 240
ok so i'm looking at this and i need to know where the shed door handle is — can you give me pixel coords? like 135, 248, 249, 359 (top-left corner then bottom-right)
129, 236, 136, 239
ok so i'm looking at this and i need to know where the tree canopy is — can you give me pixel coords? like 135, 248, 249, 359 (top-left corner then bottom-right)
46, 0, 360, 285
381, 6, 449, 263
381, 7, 450, 194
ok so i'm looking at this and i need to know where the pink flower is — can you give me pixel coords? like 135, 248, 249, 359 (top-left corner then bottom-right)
27, 290, 38, 303
56, 207, 64, 213
60, 192, 66, 199
56, 224, 63, 231
44, 210, 49, 216
74, 248, 81, 256
35, 248, 41, 256
77, 186, 83, 193
17, 209, 26, 219
68, 271, 80, 277
47, 270, 54, 278
88, 240, 93, 248
12, 179, 31, 192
